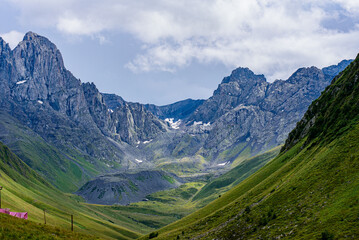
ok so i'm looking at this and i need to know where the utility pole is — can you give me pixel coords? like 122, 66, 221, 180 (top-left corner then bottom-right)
71, 214, 73, 231
44, 209, 46, 224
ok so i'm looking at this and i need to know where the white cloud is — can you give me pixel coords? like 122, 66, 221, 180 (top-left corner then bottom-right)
6, 0, 359, 80
0, 30, 24, 49
332, 0, 359, 13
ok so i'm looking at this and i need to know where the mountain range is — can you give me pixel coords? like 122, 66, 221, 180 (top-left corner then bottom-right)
0, 31, 358, 239
0, 31, 351, 195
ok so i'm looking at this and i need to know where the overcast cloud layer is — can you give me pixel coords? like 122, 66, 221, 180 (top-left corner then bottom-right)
1, 0, 359, 103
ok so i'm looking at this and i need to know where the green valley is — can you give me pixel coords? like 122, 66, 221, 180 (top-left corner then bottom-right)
0, 20, 357, 240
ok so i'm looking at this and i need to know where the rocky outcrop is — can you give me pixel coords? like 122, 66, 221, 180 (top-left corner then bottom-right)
76, 170, 181, 205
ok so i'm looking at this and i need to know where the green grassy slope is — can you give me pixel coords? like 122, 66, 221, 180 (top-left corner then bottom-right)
0, 212, 97, 239
0, 141, 141, 239
140, 56, 359, 239
0, 111, 101, 192
192, 146, 280, 207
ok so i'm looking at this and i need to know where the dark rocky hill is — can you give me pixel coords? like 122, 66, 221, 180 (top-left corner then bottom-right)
76, 170, 181, 205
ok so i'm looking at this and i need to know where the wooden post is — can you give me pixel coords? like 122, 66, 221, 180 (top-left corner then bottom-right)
43, 209, 46, 224
71, 214, 73, 231
0, 186, 3, 209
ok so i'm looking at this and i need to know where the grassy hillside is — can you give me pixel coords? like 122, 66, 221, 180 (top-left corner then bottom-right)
192, 146, 280, 207
139, 57, 359, 239
0, 141, 142, 239
0, 212, 97, 239
0, 111, 101, 192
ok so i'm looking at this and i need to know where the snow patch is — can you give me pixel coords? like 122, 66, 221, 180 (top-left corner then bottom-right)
217, 161, 230, 166
37, 100, 43, 104
203, 122, 211, 127
143, 139, 152, 144
165, 118, 181, 129
193, 121, 203, 126
193, 121, 211, 127
16, 80, 27, 85
108, 108, 114, 113
135, 159, 143, 163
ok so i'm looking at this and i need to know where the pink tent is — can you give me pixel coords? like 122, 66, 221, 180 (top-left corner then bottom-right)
0, 208, 10, 214
0, 208, 28, 220
9, 212, 28, 220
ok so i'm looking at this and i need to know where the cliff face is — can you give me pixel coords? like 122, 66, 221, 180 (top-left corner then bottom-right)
101, 93, 168, 144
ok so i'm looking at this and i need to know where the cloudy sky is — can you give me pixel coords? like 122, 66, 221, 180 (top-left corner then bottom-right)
1, 0, 359, 105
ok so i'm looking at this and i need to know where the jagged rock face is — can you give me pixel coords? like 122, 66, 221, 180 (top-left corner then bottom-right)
82, 82, 113, 136
190, 68, 268, 123
189, 64, 351, 156
11, 32, 89, 122
102, 94, 168, 144
0, 38, 12, 98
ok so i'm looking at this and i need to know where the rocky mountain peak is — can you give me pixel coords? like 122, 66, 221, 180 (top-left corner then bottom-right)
23, 31, 39, 41
19, 31, 60, 58
213, 67, 268, 99
222, 67, 266, 84
11, 32, 66, 88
